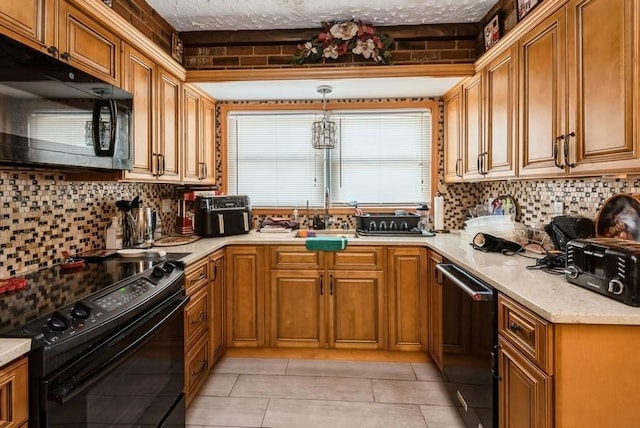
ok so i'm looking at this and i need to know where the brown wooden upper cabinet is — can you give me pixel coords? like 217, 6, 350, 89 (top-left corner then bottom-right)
122, 45, 181, 182
443, 86, 463, 183
0, 0, 55, 53
518, 7, 567, 178
183, 85, 216, 185
0, 0, 121, 86
447, 46, 517, 182
57, 0, 120, 85
520, 0, 639, 177
565, 0, 639, 175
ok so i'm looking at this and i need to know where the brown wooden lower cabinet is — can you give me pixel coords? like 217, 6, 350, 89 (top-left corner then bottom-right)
268, 267, 385, 349
387, 247, 428, 351
498, 335, 552, 428
185, 333, 210, 407
0, 357, 28, 428
226, 246, 265, 347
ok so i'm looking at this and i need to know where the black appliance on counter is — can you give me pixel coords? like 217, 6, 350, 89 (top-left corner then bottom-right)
355, 212, 423, 236
0, 254, 189, 427
436, 262, 498, 428
566, 237, 640, 306
194, 195, 251, 237
0, 34, 132, 171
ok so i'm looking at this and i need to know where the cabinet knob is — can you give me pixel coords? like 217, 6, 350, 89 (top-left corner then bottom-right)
60, 52, 71, 61
47, 46, 59, 57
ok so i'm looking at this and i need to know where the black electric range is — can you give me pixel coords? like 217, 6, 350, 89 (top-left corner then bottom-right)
0, 252, 190, 336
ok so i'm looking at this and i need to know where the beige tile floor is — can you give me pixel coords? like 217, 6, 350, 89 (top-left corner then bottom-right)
186, 357, 470, 428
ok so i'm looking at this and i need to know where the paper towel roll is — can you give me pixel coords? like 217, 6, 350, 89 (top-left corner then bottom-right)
433, 194, 444, 231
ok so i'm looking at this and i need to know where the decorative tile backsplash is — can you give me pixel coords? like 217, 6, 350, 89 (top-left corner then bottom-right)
0, 169, 177, 278
3, 100, 639, 279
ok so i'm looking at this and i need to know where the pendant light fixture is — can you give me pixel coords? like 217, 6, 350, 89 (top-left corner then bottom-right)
312, 85, 337, 149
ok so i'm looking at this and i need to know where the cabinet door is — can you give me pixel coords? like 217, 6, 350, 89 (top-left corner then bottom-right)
443, 86, 463, 183
122, 45, 156, 180
201, 97, 217, 184
566, 0, 639, 175
210, 251, 225, 363
0, 0, 55, 53
462, 73, 484, 180
328, 270, 385, 350
182, 85, 201, 183
269, 270, 326, 348
157, 68, 181, 182
427, 250, 443, 370
498, 336, 552, 428
226, 246, 265, 347
485, 46, 518, 179
0, 357, 28, 427
519, 8, 567, 177
387, 247, 427, 351
58, 1, 120, 85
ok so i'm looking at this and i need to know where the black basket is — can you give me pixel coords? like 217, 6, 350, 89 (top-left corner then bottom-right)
356, 213, 420, 232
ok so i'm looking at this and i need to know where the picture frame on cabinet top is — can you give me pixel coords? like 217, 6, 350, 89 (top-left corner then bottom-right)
171, 33, 184, 64
483, 13, 502, 50
516, 0, 541, 21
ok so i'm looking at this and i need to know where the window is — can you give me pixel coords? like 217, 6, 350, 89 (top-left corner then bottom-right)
226, 105, 433, 208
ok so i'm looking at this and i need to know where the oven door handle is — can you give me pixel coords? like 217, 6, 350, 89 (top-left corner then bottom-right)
45, 294, 189, 404
436, 263, 493, 301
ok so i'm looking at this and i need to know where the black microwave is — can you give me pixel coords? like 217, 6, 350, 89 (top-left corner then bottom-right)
0, 34, 132, 171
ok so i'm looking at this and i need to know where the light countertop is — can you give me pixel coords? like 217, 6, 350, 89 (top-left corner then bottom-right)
4, 230, 640, 364
167, 230, 640, 325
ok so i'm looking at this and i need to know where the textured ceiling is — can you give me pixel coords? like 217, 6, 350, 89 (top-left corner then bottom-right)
145, 0, 496, 31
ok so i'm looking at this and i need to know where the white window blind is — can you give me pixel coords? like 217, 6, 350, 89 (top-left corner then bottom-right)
331, 110, 431, 205
227, 112, 324, 207
226, 108, 432, 208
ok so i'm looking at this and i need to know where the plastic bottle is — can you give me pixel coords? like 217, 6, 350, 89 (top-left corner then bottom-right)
292, 208, 299, 221
105, 216, 123, 249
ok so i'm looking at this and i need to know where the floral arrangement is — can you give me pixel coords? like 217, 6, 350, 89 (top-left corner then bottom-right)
293, 20, 393, 65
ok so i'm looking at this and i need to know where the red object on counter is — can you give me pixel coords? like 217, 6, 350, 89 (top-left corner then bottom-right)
0, 277, 27, 295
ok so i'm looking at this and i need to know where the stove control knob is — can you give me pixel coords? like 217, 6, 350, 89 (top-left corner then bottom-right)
608, 278, 624, 295
565, 265, 580, 279
70, 302, 91, 320
162, 262, 176, 273
152, 266, 166, 279
47, 311, 70, 332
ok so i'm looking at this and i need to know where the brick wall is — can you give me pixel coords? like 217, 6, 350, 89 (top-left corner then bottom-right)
107, 0, 176, 56
181, 24, 479, 70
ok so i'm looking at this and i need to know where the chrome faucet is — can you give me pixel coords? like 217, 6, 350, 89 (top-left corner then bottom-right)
324, 186, 331, 229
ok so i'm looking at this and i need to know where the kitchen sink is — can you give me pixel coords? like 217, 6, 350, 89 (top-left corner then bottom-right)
295, 229, 358, 239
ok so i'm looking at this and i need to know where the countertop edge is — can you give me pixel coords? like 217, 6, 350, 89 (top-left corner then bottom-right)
0, 338, 31, 368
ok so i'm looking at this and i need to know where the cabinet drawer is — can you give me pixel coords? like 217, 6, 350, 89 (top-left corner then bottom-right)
498, 294, 553, 373
270, 246, 323, 269
329, 246, 385, 270
186, 258, 209, 291
184, 285, 209, 348
185, 334, 210, 407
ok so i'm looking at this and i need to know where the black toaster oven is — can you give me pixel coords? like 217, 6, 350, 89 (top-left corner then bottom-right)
565, 238, 640, 306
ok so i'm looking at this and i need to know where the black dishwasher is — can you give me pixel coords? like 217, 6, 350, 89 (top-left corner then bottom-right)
436, 262, 498, 428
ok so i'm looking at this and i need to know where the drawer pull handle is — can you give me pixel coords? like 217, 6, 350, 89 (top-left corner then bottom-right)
191, 311, 206, 324
191, 359, 208, 377
508, 322, 522, 332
